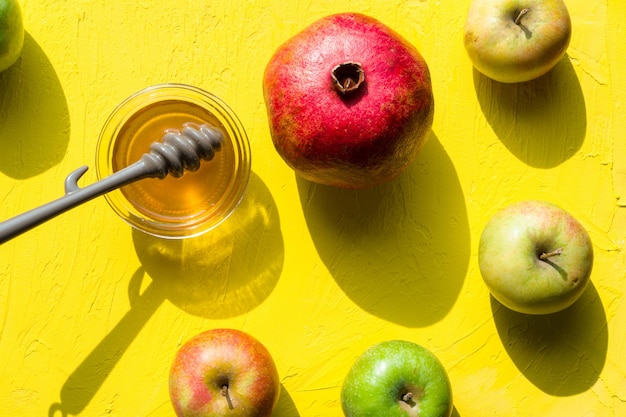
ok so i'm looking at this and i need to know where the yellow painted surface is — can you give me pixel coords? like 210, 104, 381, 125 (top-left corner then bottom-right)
1, 0, 625, 416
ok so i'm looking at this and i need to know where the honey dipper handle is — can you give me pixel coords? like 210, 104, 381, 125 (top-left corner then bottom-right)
0, 162, 154, 244
0, 123, 224, 244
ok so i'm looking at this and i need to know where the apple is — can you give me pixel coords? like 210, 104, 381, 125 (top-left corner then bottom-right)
463, 0, 571, 83
168, 328, 280, 417
478, 200, 593, 315
263, 12, 434, 189
0, 0, 24, 72
341, 340, 452, 417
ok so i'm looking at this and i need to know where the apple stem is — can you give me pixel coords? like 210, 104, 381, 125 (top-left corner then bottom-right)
331, 62, 365, 95
514, 8, 529, 25
221, 385, 234, 410
539, 248, 563, 260
402, 392, 414, 403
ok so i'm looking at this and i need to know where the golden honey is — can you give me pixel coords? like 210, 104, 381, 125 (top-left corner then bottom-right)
96, 84, 250, 238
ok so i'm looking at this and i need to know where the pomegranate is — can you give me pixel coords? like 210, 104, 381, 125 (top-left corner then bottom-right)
263, 13, 434, 189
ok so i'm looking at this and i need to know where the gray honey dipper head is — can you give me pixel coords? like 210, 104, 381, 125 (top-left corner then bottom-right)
0, 123, 225, 244
143, 123, 224, 179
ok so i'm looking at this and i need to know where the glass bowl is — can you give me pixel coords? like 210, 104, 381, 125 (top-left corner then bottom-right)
96, 83, 251, 239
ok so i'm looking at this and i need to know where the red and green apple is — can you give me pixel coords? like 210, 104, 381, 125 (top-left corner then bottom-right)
463, 0, 571, 83
478, 200, 593, 314
168, 328, 280, 417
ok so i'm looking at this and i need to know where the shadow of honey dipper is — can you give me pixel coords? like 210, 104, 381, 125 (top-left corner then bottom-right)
47, 172, 284, 416
48, 268, 166, 417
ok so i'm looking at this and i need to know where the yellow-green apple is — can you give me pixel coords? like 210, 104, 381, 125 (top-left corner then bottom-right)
478, 200, 593, 315
0, 0, 23, 72
463, 0, 571, 83
263, 12, 434, 189
341, 340, 452, 417
168, 328, 280, 417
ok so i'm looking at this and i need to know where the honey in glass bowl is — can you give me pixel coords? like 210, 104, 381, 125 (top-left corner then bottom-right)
96, 84, 251, 239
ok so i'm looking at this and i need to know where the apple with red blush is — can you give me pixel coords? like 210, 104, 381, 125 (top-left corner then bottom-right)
169, 328, 280, 417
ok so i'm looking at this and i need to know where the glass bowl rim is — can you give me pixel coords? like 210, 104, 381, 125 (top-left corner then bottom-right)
95, 83, 251, 239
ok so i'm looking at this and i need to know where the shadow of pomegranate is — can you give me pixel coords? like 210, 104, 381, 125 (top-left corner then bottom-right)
133, 172, 284, 319
297, 132, 470, 327
473, 55, 586, 169
491, 280, 608, 396
0, 32, 70, 178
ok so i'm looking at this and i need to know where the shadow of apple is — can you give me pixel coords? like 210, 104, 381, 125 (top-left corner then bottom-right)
272, 385, 301, 417
473, 55, 586, 169
0, 32, 70, 178
133, 172, 284, 319
491, 280, 608, 395
298, 132, 470, 327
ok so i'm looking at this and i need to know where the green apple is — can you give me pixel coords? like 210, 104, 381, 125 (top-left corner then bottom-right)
0, 0, 24, 72
341, 340, 452, 417
479, 200, 593, 315
463, 0, 571, 83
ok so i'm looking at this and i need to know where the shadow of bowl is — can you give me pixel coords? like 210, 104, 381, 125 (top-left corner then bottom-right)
0, 32, 70, 178
491, 280, 608, 396
298, 132, 470, 327
473, 55, 586, 169
133, 172, 284, 319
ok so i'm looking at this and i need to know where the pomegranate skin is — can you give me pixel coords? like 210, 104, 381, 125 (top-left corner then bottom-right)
263, 13, 434, 189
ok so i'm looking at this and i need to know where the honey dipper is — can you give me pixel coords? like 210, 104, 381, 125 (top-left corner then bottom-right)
0, 123, 224, 244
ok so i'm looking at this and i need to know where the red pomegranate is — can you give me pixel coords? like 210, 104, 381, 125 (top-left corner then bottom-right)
263, 13, 434, 189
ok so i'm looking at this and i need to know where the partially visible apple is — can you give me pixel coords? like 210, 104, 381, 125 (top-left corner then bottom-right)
263, 12, 434, 189
463, 0, 571, 83
0, 0, 24, 72
168, 328, 280, 417
479, 200, 593, 315
341, 340, 452, 417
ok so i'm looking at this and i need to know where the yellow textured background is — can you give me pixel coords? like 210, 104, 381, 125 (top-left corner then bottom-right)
1, 0, 625, 416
